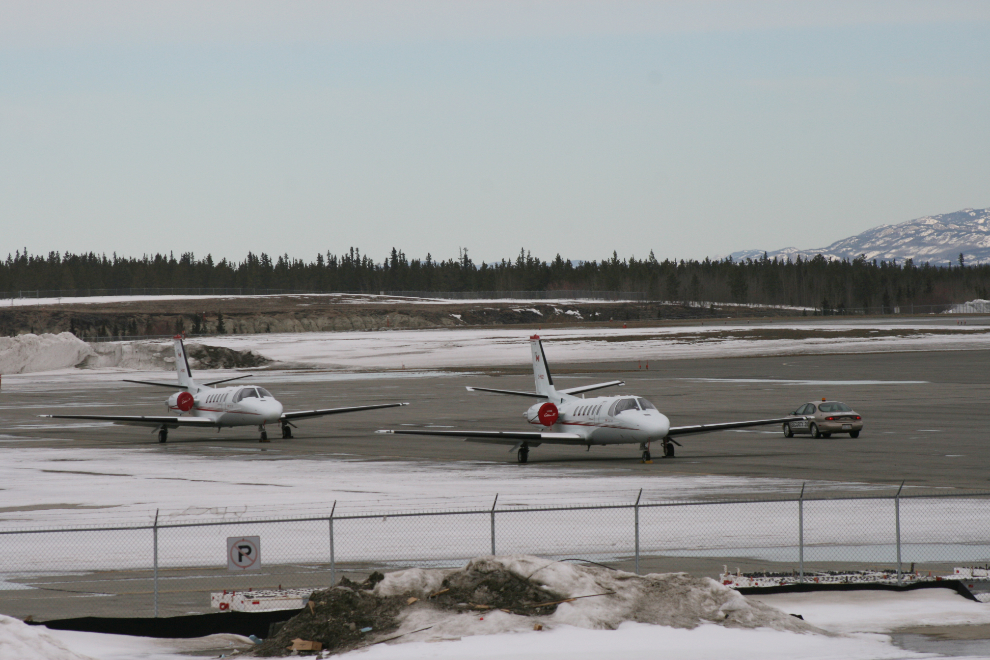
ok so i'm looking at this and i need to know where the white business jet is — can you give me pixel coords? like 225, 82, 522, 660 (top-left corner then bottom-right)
42, 336, 408, 443
378, 335, 799, 463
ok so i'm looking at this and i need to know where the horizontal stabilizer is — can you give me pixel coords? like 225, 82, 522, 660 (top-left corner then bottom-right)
668, 416, 803, 437
376, 429, 582, 445
465, 387, 547, 398
40, 414, 215, 429
559, 380, 625, 396
202, 375, 253, 387
122, 379, 187, 390
282, 402, 408, 421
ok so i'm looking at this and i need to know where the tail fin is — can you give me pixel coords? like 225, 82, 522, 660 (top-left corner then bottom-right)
173, 336, 196, 390
529, 335, 556, 397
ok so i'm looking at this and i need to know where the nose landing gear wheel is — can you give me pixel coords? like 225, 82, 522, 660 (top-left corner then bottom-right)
158, 429, 168, 444
516, 447, 529, 464
281, 424, 292, 439
663, 442, 675, 458
641, 450, 652, 462
260, 430, 269, 443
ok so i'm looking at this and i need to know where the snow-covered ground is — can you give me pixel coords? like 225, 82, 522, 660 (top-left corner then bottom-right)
6, 579, 990, 660
3, 321, 989, 376
0, 447, 985, 575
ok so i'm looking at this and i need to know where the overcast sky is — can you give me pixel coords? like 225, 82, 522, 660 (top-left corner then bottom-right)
2, 1, 988, 265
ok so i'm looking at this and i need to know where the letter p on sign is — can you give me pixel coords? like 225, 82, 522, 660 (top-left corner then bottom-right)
227, 536, 261, 571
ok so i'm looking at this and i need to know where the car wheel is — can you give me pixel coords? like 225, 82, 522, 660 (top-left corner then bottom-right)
822, 432, 832, 439
810, 423, 821, 439
783, 423, 793, 438
849, 430, 860, 438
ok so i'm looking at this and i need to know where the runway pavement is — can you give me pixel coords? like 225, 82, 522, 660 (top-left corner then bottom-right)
1, 347, 987, 490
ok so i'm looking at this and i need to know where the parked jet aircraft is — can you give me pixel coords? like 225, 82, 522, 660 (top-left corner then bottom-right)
378, 335, 799, 463
42, 336, 408, 443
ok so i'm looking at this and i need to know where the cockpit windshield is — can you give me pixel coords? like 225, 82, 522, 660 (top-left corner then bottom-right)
234, 388, 258, 402
611, 398, 640, 415
257, 387, 272, 398
637, 398, 657, 411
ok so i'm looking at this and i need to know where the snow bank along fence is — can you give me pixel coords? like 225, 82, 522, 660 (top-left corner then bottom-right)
2, 488, 990, 621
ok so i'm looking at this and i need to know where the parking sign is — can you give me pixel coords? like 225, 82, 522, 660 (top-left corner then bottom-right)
227, 536, 261, 571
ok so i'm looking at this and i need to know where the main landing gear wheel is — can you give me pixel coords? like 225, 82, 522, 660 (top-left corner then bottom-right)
516, 447, 529, 464
663, 443, 675, 458
260, 430, 269, 443
783, 423, 793, 438
158, 429, 168, 444
810, 423, 821, 439
281, 424, 292, 439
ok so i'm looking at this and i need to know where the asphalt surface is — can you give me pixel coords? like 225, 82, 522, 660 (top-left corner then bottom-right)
3, 348, 986, 489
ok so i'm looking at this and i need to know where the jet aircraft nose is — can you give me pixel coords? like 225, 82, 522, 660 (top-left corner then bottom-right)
642, 412, 670, 439
246, 399, 283, 423
267, 400, 284, 423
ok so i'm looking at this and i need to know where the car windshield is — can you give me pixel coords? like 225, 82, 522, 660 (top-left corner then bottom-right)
257, 387, 272, 398
819, 402, 852, 412
637, 398, 657, 411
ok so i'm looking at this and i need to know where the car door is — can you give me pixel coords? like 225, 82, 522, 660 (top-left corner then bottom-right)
791, 404, 811, 431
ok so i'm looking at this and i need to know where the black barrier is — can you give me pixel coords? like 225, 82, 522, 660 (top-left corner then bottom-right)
737, 579, 979, 602
27, 608, 304, 639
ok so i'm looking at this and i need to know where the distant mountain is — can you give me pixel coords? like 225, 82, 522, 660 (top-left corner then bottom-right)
731, 208, 990, 266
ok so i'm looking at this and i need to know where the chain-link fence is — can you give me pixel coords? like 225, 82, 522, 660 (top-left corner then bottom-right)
3, 490, 990, 621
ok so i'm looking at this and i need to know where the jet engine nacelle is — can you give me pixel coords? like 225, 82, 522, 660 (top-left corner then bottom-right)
168, 391, 195, 412
526, 401, 558, 426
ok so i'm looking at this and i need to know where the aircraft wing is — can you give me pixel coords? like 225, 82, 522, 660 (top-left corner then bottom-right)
668, 416, 803, 437
465, 387, 546, 398
282, 402, 409, 422
376, 429, 583, 446
558, 380, 624, 395
39, 414, 215, 429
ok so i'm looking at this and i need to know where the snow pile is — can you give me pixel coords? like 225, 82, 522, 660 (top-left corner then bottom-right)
947, 299, 990, 314
0, 333, 94, 374
0, 614, 94, 660
371, 556, 821, 645
83, 341, 176, 371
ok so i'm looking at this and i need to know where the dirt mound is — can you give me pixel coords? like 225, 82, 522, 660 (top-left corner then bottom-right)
253, 557, 821, 656
185, 343, 270, 369
254, 573, 402, 657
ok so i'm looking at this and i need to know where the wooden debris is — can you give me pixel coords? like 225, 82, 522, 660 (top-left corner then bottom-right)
533, 623, 544, 631
406, 596, 419, 605
428, 588, 450, 599
289, 638, 322, 651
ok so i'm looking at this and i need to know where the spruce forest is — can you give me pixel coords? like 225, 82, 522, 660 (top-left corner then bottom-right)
3, 248, 989, 312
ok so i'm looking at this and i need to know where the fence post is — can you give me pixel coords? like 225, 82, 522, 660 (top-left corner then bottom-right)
153, 509, 159, 618
634, 488, 642, 576
798, 483, 805, 583
895, 481, 904, 581
490, 494, 498, 556
329, 501, 336, 586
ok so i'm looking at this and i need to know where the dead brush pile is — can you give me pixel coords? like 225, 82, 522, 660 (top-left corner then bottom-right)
254, 560, 568, 656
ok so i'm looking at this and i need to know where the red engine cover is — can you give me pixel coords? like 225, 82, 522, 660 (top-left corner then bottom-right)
176, 391, 195, 412
537, 402, 558, 426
